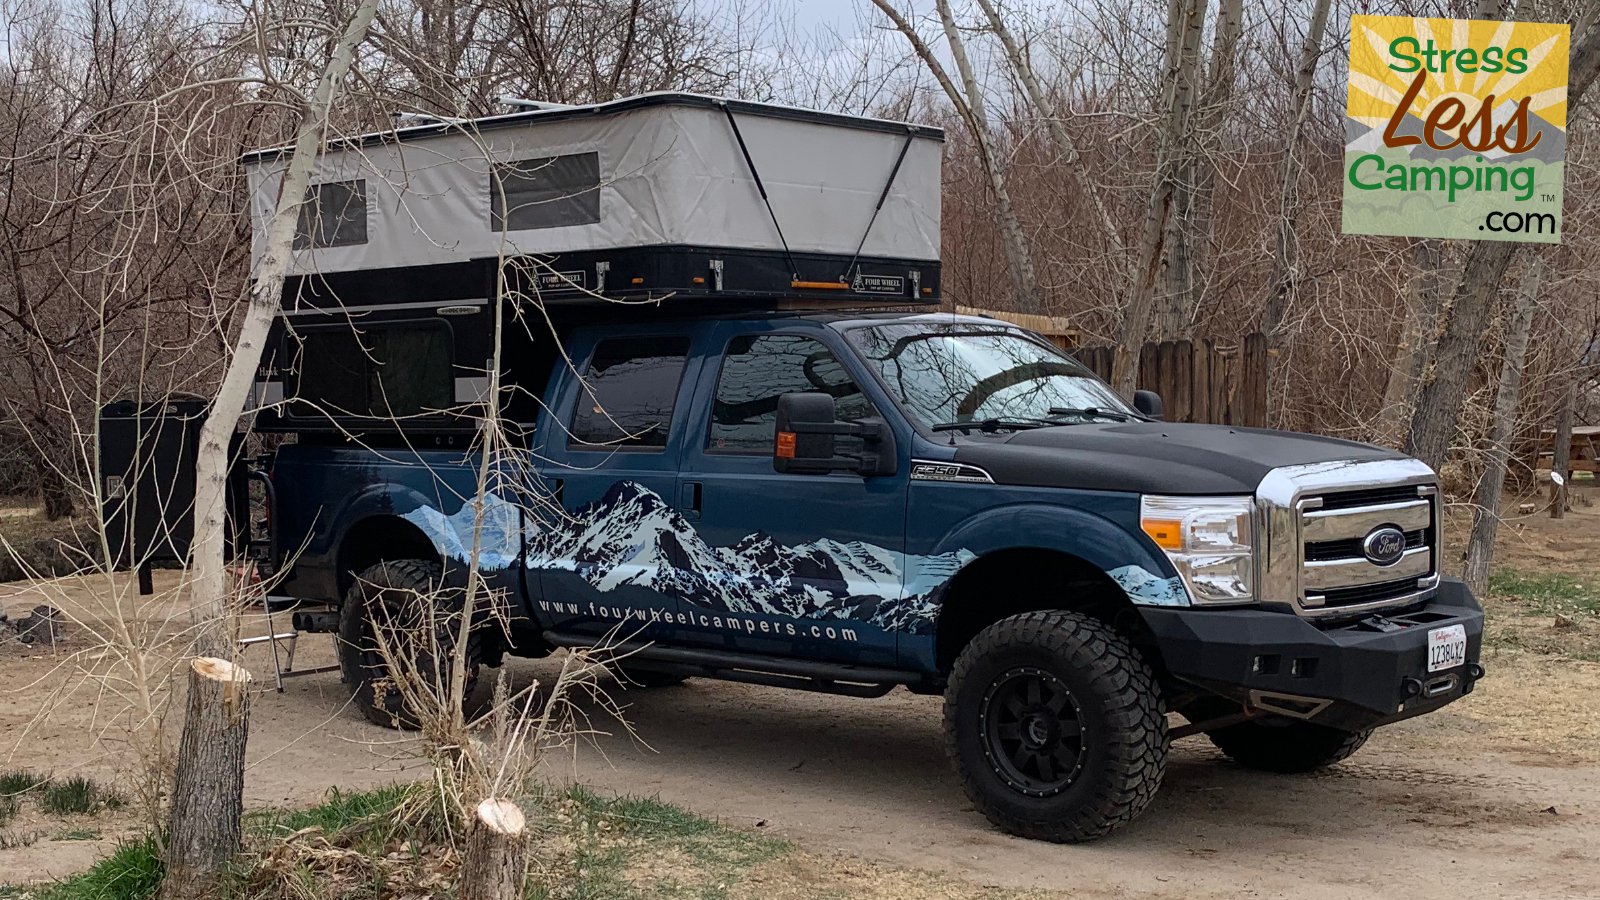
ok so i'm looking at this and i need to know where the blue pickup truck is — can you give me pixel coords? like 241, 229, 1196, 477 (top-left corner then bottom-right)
206, 93, 1484, 842
257, 308, 1484, 843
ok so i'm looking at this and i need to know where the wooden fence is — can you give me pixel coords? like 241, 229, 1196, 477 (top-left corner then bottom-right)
1068, 337, 1270, 428
955, 307, 1269, 427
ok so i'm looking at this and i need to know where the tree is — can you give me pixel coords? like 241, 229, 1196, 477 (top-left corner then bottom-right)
870, 0, 1038, 310
1258, 0, 1333, 348
1462, 257, 1543, 594
163, 1, 381, 893
1111, 0, 1208, 396
1406, 12, 1600, 471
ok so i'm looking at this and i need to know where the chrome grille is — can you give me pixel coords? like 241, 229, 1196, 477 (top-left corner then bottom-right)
1297, 486, 1438, 614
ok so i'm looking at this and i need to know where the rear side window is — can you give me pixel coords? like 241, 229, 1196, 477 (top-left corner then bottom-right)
491, 152, 602, 231
291, 322, 453, 419
708, 334, 874, 453
569, 337, 691, 450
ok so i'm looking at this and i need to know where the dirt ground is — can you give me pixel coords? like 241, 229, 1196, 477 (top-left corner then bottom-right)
5, 493, 1600, 898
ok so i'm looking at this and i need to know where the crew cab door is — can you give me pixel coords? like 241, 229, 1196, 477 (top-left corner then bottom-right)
529, 331, 699, 640
670, 323, 908, 667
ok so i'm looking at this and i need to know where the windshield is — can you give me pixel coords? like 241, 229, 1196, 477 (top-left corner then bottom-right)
844, 323, 1133, 430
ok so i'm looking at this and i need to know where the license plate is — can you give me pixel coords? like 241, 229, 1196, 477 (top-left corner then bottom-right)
1427, 624, 1467, 673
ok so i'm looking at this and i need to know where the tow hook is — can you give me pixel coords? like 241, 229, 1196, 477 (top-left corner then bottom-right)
1462, 661, 1486, 695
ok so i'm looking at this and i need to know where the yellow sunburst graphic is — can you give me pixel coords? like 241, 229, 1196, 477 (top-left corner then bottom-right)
1348, 15, 1569, 133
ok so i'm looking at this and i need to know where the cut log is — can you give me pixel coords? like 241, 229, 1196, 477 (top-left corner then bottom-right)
459, 798, 530, 900
162, 657, 253, 900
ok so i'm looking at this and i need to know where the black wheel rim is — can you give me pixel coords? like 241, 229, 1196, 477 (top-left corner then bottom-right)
979, 666, 1087, 797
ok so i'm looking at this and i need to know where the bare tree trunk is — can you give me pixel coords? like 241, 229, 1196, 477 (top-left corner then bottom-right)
162, 2, 380, 895
1153, 0, 1210, 341
1406, 16, 1600, 470
1188, 0, 1243, 290
1374, 239, 1446, 446
1550, 378, 1577, 518
871, 0, 1037, 310
1462, 259, 1542, 595
1111, 0, 1208, 395
1259, 0, 1332, 347
460, 799, 530, 900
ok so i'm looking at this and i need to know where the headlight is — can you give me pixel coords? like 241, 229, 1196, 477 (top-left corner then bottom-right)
1140, 495, 1255, 605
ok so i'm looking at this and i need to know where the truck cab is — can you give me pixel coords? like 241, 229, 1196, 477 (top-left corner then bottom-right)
261, 308, 1483, 843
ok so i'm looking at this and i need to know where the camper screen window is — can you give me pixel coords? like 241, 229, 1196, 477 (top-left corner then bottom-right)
491, 152, 601, 231
568, 337, 690, 450
291, 323, 453, 419
294, 180, 368, 249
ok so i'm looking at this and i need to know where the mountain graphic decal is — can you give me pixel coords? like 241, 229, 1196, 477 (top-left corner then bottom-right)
402, 481, 975, 634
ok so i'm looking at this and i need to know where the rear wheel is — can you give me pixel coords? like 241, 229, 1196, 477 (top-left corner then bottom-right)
944, 610, 1167, 843
1207, 720, 1371, 773
337, 559, 482, 729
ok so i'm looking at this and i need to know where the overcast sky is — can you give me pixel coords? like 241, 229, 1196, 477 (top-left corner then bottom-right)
790, 0, 863, 30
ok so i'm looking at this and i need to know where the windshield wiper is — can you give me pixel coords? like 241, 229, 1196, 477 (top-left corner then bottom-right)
1047, 406, 1150, 423
930, 416, 1059, 434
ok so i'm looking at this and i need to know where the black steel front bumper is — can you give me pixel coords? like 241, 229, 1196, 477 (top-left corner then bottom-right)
1140, 578, 1485, 732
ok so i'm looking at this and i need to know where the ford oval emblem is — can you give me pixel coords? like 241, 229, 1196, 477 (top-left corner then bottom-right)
1362, 526, 1407, 567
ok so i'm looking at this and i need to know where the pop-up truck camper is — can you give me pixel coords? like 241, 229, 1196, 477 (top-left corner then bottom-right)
105, 93, 1484, 842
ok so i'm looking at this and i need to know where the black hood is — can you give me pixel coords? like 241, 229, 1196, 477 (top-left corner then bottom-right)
951, 422, 1407, 495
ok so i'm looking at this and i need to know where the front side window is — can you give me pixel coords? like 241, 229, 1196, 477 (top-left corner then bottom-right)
294, 180, 368, 249
569, 336, 690, 450
708, 334, 874, 453
845, 323, 1131, 430
491, 152, 602, 231
291, 322, 452, 418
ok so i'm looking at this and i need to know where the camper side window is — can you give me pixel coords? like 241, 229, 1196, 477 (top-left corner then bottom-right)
291, 322, 453, 420
490, 153, 601, 231
294, 180, 368, 249
568, 337, 690, 450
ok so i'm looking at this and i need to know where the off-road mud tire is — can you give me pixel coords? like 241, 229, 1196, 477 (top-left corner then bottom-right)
944, 610, 1168, 843
1207, 720, 1371, 773
338, 559, 482, 729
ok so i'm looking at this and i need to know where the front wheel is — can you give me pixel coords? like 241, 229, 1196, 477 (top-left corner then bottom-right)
1207, 720, 1371, 773
944, 611, 1168, 843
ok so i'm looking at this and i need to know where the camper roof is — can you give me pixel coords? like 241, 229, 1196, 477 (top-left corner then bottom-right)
241, 92, 945, 164
243, 92, 946, 296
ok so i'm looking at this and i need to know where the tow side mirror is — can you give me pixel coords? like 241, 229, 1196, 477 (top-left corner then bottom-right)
773, 392, 897, 477
1133, 390, 1164, 421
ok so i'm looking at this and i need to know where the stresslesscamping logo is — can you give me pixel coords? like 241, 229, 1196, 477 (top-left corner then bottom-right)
1343, 15, 1570, 244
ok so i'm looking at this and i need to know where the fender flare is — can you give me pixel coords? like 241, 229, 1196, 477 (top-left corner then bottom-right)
928, 503, 1191, 608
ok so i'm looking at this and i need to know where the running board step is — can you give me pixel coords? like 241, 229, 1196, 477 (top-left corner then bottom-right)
541, 631, 922, 698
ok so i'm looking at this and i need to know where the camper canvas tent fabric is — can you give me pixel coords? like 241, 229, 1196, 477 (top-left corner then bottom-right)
242, 94, 944, 282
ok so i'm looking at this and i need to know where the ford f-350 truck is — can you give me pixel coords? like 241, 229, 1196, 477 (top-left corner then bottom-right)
257, 309, 1483, 843
207, 93, 1484, 842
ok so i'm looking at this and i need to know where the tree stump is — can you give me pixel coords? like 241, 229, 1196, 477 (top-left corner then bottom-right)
162, 657, 252, 900
459, 798, 529, 900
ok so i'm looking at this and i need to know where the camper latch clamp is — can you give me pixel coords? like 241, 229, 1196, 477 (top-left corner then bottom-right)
710, 259, 724, 292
